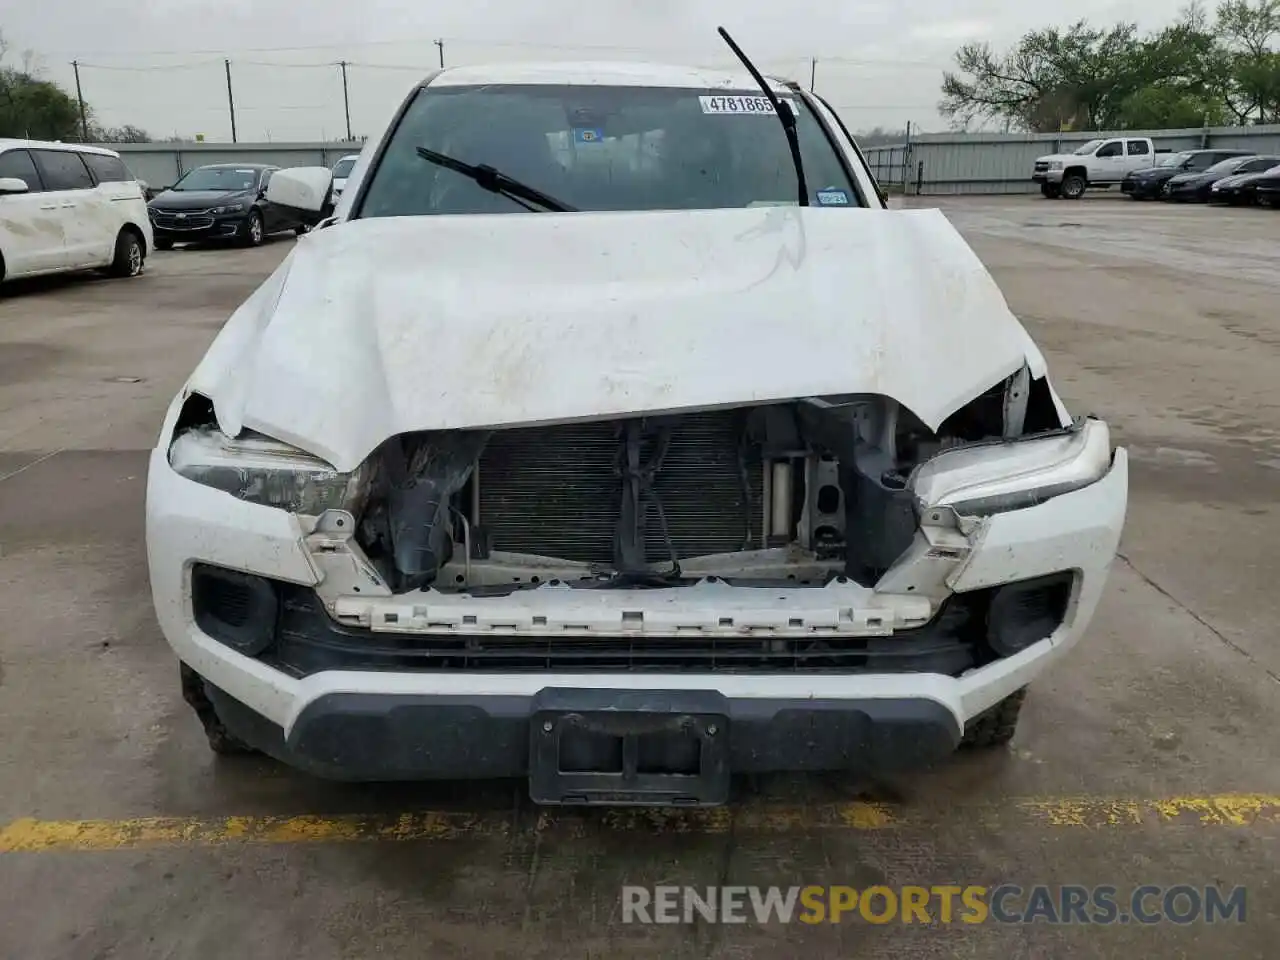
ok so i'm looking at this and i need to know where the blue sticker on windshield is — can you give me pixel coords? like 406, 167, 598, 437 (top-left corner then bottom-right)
816, 188, 850, 206
573, 127, 605, 144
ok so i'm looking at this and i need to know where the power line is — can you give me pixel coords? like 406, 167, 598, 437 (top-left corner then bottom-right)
56, 36, 948, 68
76, 60, 226, 71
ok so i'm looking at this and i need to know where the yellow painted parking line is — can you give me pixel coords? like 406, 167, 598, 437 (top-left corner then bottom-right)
2, 795, 1277, 853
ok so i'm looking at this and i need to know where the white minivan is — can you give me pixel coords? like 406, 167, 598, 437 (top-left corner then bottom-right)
0, 139, 154, 285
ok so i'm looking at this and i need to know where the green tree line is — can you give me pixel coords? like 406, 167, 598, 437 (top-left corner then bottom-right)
940, 0, 1280, 131
1, 31, 150, 142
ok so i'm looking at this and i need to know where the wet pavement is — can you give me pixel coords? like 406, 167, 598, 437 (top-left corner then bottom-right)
1, 198, 1278, 957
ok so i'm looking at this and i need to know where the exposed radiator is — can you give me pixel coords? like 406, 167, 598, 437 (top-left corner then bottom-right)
477, 412, 764, 565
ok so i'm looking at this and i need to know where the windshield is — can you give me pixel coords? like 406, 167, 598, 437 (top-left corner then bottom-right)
1204, 157, 1246, 175
171, 166, 259, 192
357, 84, 861, 217
1159, 152, 1192, 168
333, 157, 357, 178
1072, 139, 1105, 155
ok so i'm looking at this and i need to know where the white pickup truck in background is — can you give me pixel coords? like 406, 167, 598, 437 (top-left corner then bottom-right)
1032, 137, 1158, 199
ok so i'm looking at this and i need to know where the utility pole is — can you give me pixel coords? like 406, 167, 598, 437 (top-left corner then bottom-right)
72, 61, 88, 141
435, 39, 445, 68
224, 59, 238, 143
809, 57, 816, 93
339, 61, 353, 141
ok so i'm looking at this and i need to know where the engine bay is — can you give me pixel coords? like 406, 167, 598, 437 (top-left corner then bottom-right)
350, 376, 1060, 594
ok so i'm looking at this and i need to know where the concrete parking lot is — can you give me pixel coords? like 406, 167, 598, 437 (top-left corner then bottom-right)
2, 198, 1278, 958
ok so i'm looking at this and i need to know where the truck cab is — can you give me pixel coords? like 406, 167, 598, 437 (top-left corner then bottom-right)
1032, 137, 1155, 199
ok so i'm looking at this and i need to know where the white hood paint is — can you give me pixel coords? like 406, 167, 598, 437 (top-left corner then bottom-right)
189, 206, 1054, 472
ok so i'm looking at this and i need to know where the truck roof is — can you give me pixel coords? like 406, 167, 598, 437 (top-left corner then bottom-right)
426, 61, 795, 94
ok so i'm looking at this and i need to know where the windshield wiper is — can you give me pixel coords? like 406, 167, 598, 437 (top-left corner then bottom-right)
717, 26, 809, 207
414, 146, 576, 213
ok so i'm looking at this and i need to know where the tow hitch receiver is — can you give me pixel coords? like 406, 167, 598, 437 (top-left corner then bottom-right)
529, 689, 731, 807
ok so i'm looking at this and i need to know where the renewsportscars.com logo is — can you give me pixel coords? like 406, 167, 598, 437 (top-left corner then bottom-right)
621, 884, 1247, 925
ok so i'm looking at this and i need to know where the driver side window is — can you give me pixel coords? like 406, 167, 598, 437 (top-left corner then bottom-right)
1096, 141, 1123, 158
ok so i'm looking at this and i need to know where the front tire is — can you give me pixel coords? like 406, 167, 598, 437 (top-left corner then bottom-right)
1039, 183, 1060, 199
1060, 174, 1086, 200
179, 663, 256, 755
243, 210, 264, 247
961, 688, 1027, 748
108, 229, 145, 278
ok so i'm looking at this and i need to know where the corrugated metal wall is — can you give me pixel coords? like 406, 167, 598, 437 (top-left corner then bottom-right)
104, 127, 1280, 196
104, 142, 363, 189
863, 125, 1280, 195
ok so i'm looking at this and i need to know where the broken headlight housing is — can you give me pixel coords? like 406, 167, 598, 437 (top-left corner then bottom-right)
909, 418, 1112, 516
169, 427, 371, 515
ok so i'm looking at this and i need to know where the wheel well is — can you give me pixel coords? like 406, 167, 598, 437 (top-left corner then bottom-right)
1063, 166, 1088, 181
0, 248, 6, 283
120, 223, 148, 256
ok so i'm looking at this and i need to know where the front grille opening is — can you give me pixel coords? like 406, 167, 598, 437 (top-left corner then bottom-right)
476, 413, 764, 564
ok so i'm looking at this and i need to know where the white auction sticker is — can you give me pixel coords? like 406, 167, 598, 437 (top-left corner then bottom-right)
699, 95, 795, 116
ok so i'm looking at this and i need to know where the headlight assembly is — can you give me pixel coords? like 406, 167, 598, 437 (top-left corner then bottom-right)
169, 427, 371, 515
211, 202, 246, 215
909, 419, 1112, 516
1048, 161, 1063, 171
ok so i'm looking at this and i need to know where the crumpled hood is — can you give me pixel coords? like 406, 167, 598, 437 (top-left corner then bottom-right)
188, 206, 1052, 472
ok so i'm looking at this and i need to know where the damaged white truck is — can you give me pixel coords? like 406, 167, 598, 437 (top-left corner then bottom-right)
146, 48, 1128, 807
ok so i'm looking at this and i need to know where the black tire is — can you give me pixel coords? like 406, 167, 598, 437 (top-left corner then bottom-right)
1060, 174, 1086, 200
179, 663, 256, 755
243, 210, 265, 247
154, 238, 174, 251
1039, 183, 1060, 199
961, 688, 1027, 748
108, 229, 145, 278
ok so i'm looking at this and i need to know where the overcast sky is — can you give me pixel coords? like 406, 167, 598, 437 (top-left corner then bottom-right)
6, 0, 1189, 142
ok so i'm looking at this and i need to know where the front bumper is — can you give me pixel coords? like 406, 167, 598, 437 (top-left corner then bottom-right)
1165, 183, 1206, 201
204, 680, 961, 783
147, 438, 1128, 782
149, 211, 250, 242
1122, 178, 1161, 198
1032, 169, 1063, 184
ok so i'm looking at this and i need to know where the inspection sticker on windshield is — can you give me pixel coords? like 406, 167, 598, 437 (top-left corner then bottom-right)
816, 188, 850, 205
573, 127, 605, 144
700, 96, 794, 116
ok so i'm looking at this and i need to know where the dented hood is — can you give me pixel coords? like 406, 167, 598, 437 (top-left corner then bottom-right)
190, 206, 1046, 472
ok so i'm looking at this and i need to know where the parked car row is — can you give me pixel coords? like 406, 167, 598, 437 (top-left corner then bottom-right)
0, 139, 359, 288
1032, 139, 1280, 207
1124, 151, 1280, 205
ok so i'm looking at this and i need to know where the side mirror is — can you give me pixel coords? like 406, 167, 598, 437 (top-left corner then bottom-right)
0, 177, 30, 196
265, 167, 332, 213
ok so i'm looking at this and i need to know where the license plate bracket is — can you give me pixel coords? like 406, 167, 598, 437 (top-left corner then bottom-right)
529, 689, 730, 807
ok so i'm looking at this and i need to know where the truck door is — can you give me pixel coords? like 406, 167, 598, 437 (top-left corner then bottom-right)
1092, 140, 1125, 181
1125, 139, 1152, 171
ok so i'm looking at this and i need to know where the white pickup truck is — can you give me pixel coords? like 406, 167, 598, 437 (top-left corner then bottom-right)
1032, 137, 1157, 199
